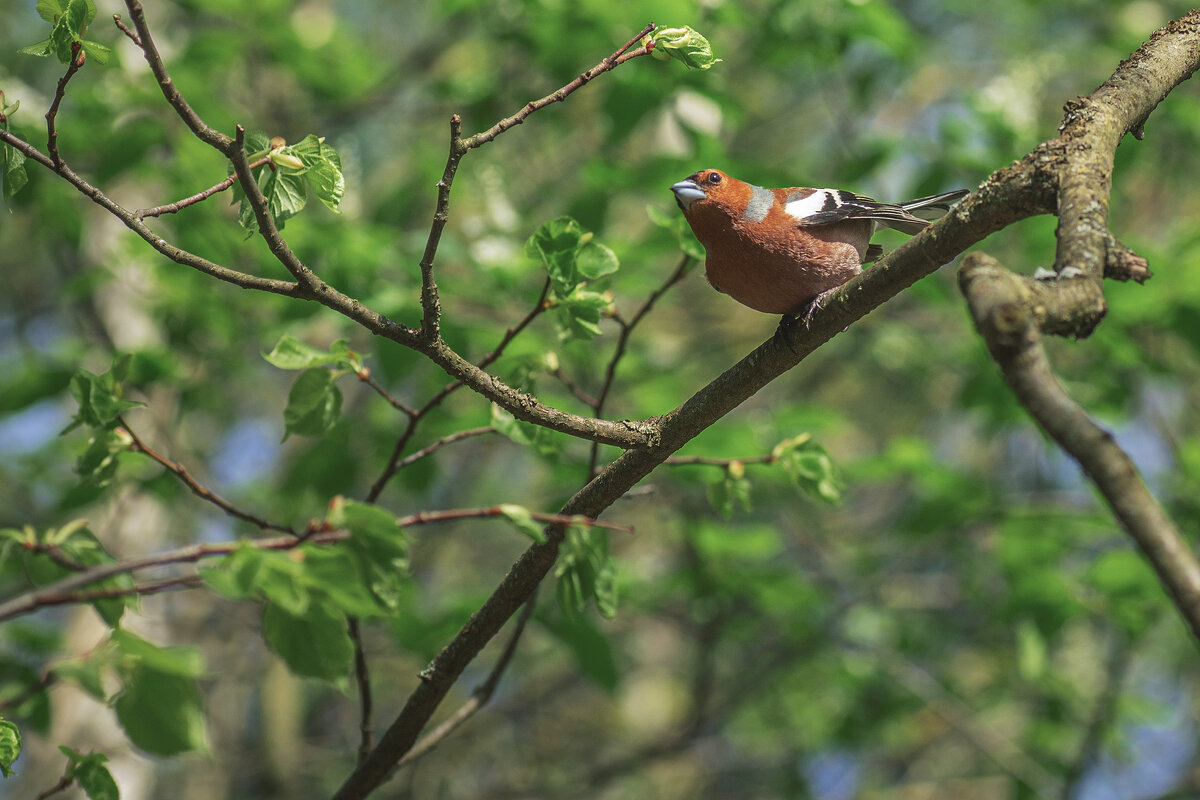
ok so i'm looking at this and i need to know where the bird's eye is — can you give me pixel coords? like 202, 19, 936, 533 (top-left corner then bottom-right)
707, 172, 722, 184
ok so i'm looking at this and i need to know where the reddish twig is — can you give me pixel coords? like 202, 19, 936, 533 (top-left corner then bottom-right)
134, 155, 270, 218
356, 370, 418, 417
550, 366, 599, 408
119, 416, 295, 534
666, 453, 778, 468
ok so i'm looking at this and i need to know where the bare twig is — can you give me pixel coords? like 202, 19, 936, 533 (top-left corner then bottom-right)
348, 617, 375, 764
587, 254, 693, 474
134, 156, 270, 218
395, 592, 539, 769
111, 14, 141, 46
122, 0, 234, 152
46, 43, 85, 166
119, 416, 294, 534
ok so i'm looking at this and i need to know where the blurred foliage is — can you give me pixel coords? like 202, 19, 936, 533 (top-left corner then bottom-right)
3, 0, 1200, 798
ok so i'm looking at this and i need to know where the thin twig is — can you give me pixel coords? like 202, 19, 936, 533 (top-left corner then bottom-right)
356, 371, 417, 417
111, 14, 142, 46
396, 591, 539, 769
0, 507, 628, 623
367, 280, 551, 501
35, 776, 73, 800
550, 366, 598, 407
587, 254, 692, 474
46, 43, 85, 166
349, 617, 375, 764
665, 453, 777, 468
134, 156, 270, 218
392, 427, 497, 472
119, 416, 294, 534
123, 0, 234, 152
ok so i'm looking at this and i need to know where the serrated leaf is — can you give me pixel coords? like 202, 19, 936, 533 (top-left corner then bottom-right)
282, 368, 342, 439
115, 665, 207, 756
80, 40, 111, 65
59, 747, 118, 800
1, 118, 28, 199
290, 134, 344, 213
17, 40, 53, 57
556, 289, 611, 341
648, 26, 721, 70
262, 602, 353, 682
527, 216, 584, 297
498, 504, 546, 543
0, 717, 20, 778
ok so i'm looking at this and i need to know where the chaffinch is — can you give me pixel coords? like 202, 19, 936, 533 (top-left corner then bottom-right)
670, 169, 968, 316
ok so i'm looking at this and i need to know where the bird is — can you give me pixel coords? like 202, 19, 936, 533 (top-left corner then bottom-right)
670, 169, 968, 318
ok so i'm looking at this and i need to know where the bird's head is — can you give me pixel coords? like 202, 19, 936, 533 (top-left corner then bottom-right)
670, 168, 736, 212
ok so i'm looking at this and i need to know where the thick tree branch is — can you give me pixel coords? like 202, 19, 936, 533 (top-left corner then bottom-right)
960, 252, 1200, 642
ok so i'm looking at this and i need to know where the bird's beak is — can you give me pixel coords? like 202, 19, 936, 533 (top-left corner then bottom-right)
670, 179, 706, 210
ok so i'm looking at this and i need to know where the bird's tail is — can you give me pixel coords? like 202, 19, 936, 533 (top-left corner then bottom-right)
900, 189, 970, 221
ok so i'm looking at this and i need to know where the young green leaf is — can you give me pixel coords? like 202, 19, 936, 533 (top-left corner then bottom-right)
0, 716, 20, 778
58, 746, 119, 800
262, 602, 353, 682
773, 435, 844, 504
498, 503, 547, 543
526, 216, 584, 297
707, 465, 752, 518
1, 117, 28, 199
64, 357, 143, 433
290, 134, 344, 213
114, 665, 207, 756
647, 26, 721, 70
326, 496, 409, 610
554, 525, 617, 619
264, 334, 359, 371
575, 240, 619, 281
282, 368, 343, 439
74, 428, 132, 488
112, 630, 206, 679
556, 289, 612, 340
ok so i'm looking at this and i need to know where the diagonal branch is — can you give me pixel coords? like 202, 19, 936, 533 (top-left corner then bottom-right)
960, 253, 1200, 641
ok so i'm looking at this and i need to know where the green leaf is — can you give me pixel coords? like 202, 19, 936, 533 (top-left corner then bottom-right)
64, 362, 143, 434
282, 368, 342, 439
554, 525, 617, 619
575, 240, 618, 281
556, 289, 612, 340
498, 503, 547, 543
198, 544, 311, 615
647, 26, 721, 70
58, 746, 118, 800
112, 631, 206, 679
774, 435, 844, 504
262, 602, 353, 682
264, 334, 359, 371
707, 466, 751, 518
114, 665, 207, 756
540, 613, 619, 691
490, 403, 561, 457
74, 428, 132, 488
1, 119, 28, 198
51, 657, 108, 701
290, 134, 344, 213
326, 497, 409, 610
526, 216, 584, 297
0, 716, 20, 778
18, 39, 52, 57
21, 524, 134, 625
80, 40, 111, 65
